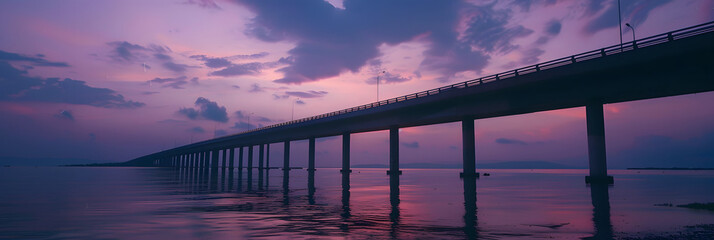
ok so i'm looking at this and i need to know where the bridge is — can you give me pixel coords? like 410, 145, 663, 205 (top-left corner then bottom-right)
128, 21, 714, 184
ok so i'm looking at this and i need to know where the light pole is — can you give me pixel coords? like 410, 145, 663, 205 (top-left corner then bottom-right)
618, 0, 623, 51
625, 23, 636, 47
377, 71, 385, 101
292, 98, 299, 121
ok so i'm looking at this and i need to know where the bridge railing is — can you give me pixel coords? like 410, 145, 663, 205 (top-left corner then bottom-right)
232, 21, 714, 137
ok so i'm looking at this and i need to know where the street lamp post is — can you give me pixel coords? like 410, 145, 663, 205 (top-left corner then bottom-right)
626, 23, 636, 48
377, 71, 385, 101
292, 98, 299, 121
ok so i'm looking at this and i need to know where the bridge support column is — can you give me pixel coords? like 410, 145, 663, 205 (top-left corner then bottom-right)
222, 149, 228, 169
228, 148, 235, 169
266, 144, 270, 170
585, 104, 614, 184
308, 137, 316, 172
283, 141, 290, 171
211, 150, 219, 169
259, 144, 265, 170
238, 147, 244, 171
388, 127, 402, 175
248, 146, 254, 171
341, 133, 352, 173
461, 119, 479, 178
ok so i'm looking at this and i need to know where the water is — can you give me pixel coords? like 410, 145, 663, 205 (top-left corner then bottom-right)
1, 167, 713, 239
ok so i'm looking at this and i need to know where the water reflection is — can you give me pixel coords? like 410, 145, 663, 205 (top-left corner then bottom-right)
586, 183, 613, 240
4, 167, 713, 239
389, 174, 400, 238
308, 170, 316, 205
463, 176, 478, 239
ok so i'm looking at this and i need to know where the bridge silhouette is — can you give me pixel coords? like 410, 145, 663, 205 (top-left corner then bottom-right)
128, 21, 714, 184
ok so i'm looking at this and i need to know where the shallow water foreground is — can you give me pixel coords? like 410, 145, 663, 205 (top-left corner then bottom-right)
1, 167, 713, 239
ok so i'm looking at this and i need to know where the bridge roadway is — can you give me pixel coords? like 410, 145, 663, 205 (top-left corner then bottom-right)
132, 22, 714, 183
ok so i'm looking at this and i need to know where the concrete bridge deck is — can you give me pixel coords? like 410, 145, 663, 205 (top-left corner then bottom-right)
130, 21, 714, 184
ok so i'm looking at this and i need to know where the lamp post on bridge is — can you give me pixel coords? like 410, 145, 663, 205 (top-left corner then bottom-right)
626, 23, 636, 47
377, 71, 385, 102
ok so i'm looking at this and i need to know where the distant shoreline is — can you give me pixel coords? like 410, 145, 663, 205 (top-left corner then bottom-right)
627, 167, 714, 170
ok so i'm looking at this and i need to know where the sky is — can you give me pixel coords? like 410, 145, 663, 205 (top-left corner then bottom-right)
1, 0, 713, 168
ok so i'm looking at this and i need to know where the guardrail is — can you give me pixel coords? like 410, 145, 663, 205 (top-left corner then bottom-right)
235, 21, 714, 136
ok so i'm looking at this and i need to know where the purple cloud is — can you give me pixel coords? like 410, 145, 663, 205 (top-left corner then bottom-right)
209, 62, 262, 76
0, 56, 144, 108
0, 50, 70, 67
148, 76, 190, 89
284, 90, 327, 98
54, 110, 74, 121
583, 0, 672, 35
177, 97, 229, 122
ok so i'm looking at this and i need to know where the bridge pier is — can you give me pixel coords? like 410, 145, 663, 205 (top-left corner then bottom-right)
388, 127, 402, 175
259, 144, 265, 170
248, 145, 254, 172
461, 119, 479, 178
228, 148, 235, 169
266, 144, 270, 170
308, 138, 316, 171
341, 133, 352, 173
211, 150, 219, 169
585, 104, 614, 184
283, 140, 290, 171
238, 147, 244, 171
222, 149, 228, 169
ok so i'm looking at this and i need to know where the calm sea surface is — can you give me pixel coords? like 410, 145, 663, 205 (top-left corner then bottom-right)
1, 167, 713, 239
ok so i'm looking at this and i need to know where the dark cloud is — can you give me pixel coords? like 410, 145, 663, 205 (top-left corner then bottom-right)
249, 83, 264, 93
189, 126, 205, 133
148, 76, 189, 89
583, 0, 672, 35
0, 50, 70, 67
107, 41, 190, 73
519, 48, 545, 65
402, 141, 420, 149
235, 110, 250, 120
545, 19, 562, 36
209, 62, 262, 76
190, 55, 233, 68
366, 72, 411, 85
232, 85, 241, 89
54, 110, 74, 121
107, 41, 168, 63
272, 94, 289, 99
295, 99, 306, 105
142, 91, 160, 95
284, 90, 327, 98
184, 0, 221, 9
177, 108, 200, 120
495, 138, 528, 145
0, 58, 144, 108
177, 97, 229, 122
227, 52, 270, 60
461, 4, 534, 54
235, 0, 508, 84
511, 0, 557, 12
